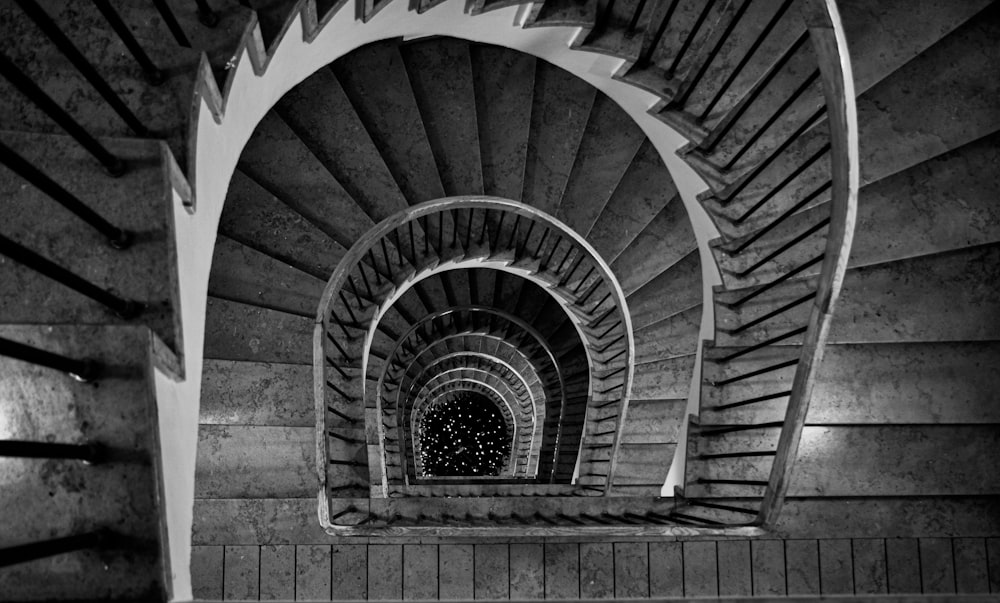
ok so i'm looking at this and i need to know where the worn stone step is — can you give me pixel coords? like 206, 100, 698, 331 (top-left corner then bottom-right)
0, 324, 165, 599
401, 38, 483, 197
702, 5, 1000, 228
630, 355, 696, 400
626, 249, 702, 332
556, 92, 646, 237
195, 425, 316, 499
594, 398, 686, 445
237, 111, 376, 250
200, 359, 314, 427
520, 59, 596, 215
584, 140, 679, 264
703, 341, 1000, 426
332, 39, 446, 205
714, 243, 1000, 347
0, 132, 181, 352
579, 442, 675, 487
633, 305, 701, 364
203, 296, 313, 364
688, 425, 1000, 498
208, 235, 325, 317
219, 169, 347, 281
712, 131, 1000, 289
274, 65, 410, 224
610, 194, 696, 296
471, 44, 534, 200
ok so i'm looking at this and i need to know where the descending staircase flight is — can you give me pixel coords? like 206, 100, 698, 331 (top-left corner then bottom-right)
0, 0, 997, 597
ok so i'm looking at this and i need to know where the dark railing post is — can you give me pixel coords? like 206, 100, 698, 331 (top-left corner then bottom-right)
0, 531, 112, 568
194, 0, 220, 27
91, 0, 166, 85
151, 0, 192, 47
0, 234, 143, 319
0, 51, 125, 176
0, 440, 106, 463
0, 336, 99, 381
0, 141, 132, 248
14, 0, 151, 137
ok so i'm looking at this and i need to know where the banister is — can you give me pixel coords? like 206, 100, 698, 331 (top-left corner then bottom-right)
756, 0, 858, 528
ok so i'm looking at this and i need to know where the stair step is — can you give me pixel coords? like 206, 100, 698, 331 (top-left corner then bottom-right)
401, 38, 484, 196
557, 92, 646, 236
690, 425, 1000, 498
331, 40, 446, 205
201, 359, 313, 427
238, 111, 376, 249
472, 45, 535, 200
0, 132, 181, 352
195, 425, 316, 499
521, 60, 596, 214
274, 66, 410, 223
712, 130, 1000, 290
714, 242, 1000, 346
586, 140, 678, 263
705, 341, 1000, 426
203, 297, 313, 364
611, 195, 696, 296
634, 305, 701, 363
631, 355, 696, 400
626, 249, 702, 331
208, 235, 325, 317
220, 170, 347, 281
0, 324, 165, 599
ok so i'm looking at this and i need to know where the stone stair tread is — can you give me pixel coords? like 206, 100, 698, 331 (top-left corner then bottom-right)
201, 359, 314, 427
520, 60, 596, 215
203, 296, 314, 364
0, 324, 164, 599
556, 92, 646, 236
195, 425, 317, 499
238, 111, 376, 249
331, 40, 446, 205
0, 132, 181, 352
219, 170, 347, 280
208, 235, 325, 317
275, 64, 411, 224
401, 38, 484, 197
472, 44, 535, 200
626, 249, 702, 331
714, 242, 1000, 347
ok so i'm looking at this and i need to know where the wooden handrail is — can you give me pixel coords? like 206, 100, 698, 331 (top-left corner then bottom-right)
757, 0, 858, 528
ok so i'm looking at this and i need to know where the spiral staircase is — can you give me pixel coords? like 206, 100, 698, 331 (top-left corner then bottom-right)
0, 0, 998, 599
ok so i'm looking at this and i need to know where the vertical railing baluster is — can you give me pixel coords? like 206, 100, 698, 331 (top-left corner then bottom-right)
0, 51, 125, 175
91, 0, 166, 85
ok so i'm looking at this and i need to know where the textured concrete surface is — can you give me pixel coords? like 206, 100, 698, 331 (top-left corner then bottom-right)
0, 133, 180, 351
203, 297, 313, 364
275, 66, 410, 222
331, 41, 446, 206
200, 359, 313, 426
472, 45, 534, 202
557, 92, 645, 237
208, 235, 325, 317
521, 60, 595, 215
401, 38, 484, 198
194, 425, 315, 498
627, 249, 702, 331
238, 111, 376, 250
0, 325, 162, 598
219, 170, 348, 280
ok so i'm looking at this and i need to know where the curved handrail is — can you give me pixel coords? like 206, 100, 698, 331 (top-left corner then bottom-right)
315, 197, 634, 501
756, 0, 858, 527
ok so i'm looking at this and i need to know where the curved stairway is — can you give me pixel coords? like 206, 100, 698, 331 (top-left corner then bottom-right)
0, 0, 998, 598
